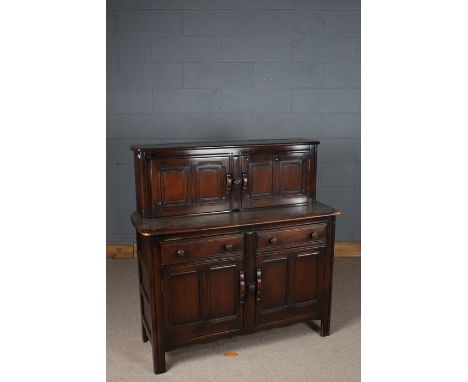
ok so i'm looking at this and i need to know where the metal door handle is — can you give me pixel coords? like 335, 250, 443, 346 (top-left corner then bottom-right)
256, 268, 262, 301
239, 270, 245, 304
242, 172, 248, 190
226, 173, 233, 191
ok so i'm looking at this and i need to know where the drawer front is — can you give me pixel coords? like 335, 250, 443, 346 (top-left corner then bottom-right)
161, 234, 244, 265
257, 223, 327, 251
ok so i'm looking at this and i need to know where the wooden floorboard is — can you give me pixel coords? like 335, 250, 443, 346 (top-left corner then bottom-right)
106, 241, 360, 258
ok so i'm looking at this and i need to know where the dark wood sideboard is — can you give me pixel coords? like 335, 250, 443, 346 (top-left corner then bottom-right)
130, 139, 340, 374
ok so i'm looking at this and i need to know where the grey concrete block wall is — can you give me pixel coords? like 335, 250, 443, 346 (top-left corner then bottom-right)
107, 0, 361, 243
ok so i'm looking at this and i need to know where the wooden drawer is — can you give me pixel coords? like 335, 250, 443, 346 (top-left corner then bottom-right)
257, 223, 327, 251
161, 234, 244, 265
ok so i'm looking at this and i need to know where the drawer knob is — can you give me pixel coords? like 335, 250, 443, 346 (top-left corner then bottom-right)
269, 237, 278, 245
176, 249, 185, 257
310, 232, 318, 240
224, 243, 233, 252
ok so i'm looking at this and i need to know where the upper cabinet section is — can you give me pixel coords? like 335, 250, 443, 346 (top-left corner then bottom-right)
132, 140, 318, 218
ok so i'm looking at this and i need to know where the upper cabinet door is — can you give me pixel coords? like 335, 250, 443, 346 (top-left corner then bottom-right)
150, 156, 232, 217
241, 151, 311, 210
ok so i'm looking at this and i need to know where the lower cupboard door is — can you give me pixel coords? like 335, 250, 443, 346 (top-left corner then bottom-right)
255, 248, 324, 327
162, 259, 245, 347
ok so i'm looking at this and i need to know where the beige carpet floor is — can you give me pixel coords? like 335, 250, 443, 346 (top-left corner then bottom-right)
107, 258, 360, 382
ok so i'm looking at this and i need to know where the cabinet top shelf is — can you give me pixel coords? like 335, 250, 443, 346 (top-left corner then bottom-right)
131, 202, 339, 236
130, 138, 319, 152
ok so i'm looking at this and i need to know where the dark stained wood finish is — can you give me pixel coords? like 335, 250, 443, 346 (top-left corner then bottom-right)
162, 259, 245, 350
255, 247, 325, 327
150, 155, 232, 217
256, 222, 327, 251
131, 139, 319, 218
261, 257, 288, 310
131, 139, 339, 374
160, 233, 244, 265
241, 151, 310, 209
131, 139, 319, 152
132, 201, 339, 237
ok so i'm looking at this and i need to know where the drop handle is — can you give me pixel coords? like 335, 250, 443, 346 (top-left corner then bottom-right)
239, 270, 245, 304
256, 268, 262, 302
176, 249, 185, 257
226, 173, 233, 191
269, 237, 278, 245
224, 243, 233, 252
241, 172, 248, 190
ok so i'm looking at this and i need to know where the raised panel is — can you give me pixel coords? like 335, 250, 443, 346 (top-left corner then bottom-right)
161, 167, 189, 206
280, 160, 304, 195
207, 265, 237, 320
170, 271, 201, 326
251, 162, 273, 197
262, 258, 288, 310
291, 253, 319, 304
196, 165, 224, 202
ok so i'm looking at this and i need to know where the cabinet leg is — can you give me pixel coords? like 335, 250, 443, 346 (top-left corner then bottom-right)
141, 322, 149, 343
152, 340, 166, 374
320, 318, 331, 337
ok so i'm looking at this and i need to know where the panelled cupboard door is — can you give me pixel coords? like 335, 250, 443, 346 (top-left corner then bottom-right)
241, 151, 310, 210
255, 247, 324, 327
162, 259, 245, 346
151, 156, 232, 217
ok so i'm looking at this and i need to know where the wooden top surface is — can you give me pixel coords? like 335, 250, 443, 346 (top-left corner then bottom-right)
131, 202, 340, 236
130, 138, 319, 152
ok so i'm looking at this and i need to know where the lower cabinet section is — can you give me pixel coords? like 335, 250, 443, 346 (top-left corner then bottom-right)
136, 217, 336, 374
162, 258, 245, 349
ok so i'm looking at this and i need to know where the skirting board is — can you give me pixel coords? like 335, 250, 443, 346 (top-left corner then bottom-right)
106, 241, 361, 259
334, 241, 360, 257
106, 243, 137, 259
